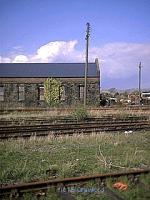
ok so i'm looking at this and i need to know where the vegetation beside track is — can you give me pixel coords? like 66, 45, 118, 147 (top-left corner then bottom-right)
0, 110, 149, 199
0, 106, 150, 120
0, 131, 149, 183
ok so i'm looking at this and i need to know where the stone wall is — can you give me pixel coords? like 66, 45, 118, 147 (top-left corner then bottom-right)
0, 78, 100, 108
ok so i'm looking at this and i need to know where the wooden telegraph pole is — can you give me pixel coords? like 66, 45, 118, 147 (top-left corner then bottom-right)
84, 22, 90, 107
138, 62, 142, 105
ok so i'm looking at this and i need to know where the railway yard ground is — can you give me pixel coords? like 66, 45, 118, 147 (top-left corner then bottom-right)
0, 106, 150, 199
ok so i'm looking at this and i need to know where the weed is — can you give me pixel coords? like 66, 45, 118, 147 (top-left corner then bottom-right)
71, 105, 89, 121
0, 131, 149, 199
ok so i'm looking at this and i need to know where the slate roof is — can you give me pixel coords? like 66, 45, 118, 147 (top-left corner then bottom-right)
0, 63, 99, 78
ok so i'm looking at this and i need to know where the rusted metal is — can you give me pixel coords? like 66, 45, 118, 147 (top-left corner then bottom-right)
0, 105, 149, 113
0, 115, 149, 127
0, 118, 150, 139
0, 169, 149, 197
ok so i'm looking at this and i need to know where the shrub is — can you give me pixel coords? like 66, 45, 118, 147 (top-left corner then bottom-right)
44, 78, 63, 107
72, 105, 89, 121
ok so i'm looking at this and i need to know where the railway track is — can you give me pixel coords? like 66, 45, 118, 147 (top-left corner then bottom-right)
0, 118, 150, 139
0, 115, 149, 126
0, 105, 150, 113
0, 169, 149, 200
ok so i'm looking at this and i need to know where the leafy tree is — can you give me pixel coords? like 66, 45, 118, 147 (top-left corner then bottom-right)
44, 78, 63, 107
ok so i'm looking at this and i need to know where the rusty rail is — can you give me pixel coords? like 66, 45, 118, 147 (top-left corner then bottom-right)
0, 119, 150, 139
0, 169, 149, 199
0, 105, 150, 112
0, 115, 149, 126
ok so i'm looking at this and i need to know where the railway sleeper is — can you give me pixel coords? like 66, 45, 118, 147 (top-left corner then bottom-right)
0, 170, 149, 199
0, 126, 150, 139
0, 121, 150, 133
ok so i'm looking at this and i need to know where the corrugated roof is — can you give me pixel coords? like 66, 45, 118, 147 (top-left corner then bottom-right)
0, 63, 98, 77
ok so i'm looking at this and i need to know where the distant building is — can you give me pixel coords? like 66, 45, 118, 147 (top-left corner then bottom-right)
0, 60, 100, 108
141, 92, 150, 105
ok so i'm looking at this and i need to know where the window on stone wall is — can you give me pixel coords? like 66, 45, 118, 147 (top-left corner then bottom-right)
18, 85, 25, 101
79, 85, 84, 100
60, 85, 66, 101
0, 86, 4, 101
38, 86, 44, 100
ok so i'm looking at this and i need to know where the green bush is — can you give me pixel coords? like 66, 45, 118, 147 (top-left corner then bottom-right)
44, 78, 63, 107
72, 105, 89, 121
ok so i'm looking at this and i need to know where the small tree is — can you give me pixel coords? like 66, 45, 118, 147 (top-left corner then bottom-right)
44, 78, 63, 107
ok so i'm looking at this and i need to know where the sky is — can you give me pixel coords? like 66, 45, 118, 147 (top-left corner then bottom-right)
0, 0, 150, 89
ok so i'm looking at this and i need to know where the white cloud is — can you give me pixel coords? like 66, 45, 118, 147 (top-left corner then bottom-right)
12, 55, 29, 63
95, 43, 150, 79
0, 41, 150, 85
12, 46, 23, 50
0, 56, 11, 63
32, 40, 79, 62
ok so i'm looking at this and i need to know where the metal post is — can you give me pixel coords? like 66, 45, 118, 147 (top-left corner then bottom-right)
139, 62, 142, 105
84, 22, 90, 107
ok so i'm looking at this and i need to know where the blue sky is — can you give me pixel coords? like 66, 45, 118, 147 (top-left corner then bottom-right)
0, 0, 150, 89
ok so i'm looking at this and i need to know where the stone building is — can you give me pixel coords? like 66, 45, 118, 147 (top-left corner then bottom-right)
0, 59, 100, 108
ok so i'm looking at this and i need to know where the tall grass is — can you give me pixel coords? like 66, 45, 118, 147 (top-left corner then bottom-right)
0, 131, 149, 184
0, 107, 150, 120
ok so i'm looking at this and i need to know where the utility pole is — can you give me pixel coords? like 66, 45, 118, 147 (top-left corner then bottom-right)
138, 62, 142, 105
84, 22, 90, 107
